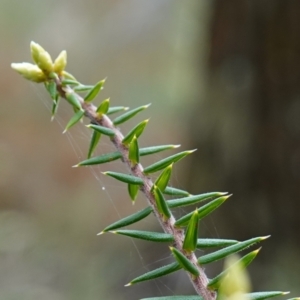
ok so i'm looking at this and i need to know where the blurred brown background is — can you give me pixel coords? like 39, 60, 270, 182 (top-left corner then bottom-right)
1, 0, 299, 299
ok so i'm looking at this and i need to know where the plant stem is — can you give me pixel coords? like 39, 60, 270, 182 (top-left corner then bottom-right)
56, 79, 216, 300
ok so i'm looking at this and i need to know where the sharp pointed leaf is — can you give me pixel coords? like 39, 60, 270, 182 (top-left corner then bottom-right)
126, 262, 181, 285
65, 91, 82, 110
122, 120, 149, 145
196, 238, 239, 249
175, 195, 231, 227
107, 106, 129, 115
112, 230, 174, 242
154, 164, 173, 192
87, 130, 101, 158
164, 187, 190, 197
129, 135, 139, 164
128, 183, 139, 201
100, 207, 152, 233
63, 109, 85, 133
87, 124, 115, 137
45, 81, 57, 100
182, 209, 199, 252
74, 85, 94, 92
75, 152, 121, 166
84, 79, 105, 102
96, 98, 110, 116
170, 247, 199, 277
153, 186, 171, 220
198, 236, 269, 265
208, 248, 260, 289
61, 79, 80, 86
51, 97, 60, 118
168, 192, 227, 208
144, 150, 196, 174
113, 104, 151, 125
103, 171, 144, 185
140, 145, 180, 156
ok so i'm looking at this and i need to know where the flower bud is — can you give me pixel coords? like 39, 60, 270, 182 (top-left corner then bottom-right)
11, 62, 47, 83
53, 50, 67, 74
30, 41, 53, 73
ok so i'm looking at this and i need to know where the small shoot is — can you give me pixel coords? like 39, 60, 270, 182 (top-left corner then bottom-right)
107, 106, 129, 115
65, 91, 82, 111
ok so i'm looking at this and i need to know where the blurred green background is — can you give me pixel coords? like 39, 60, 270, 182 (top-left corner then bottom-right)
1, 0, 299, 299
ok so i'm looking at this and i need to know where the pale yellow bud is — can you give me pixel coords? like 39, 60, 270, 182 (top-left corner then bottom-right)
30, 41, 53, 73
11, 62, 47, 83
219, 255, 251, 300
53, 50, 67, 74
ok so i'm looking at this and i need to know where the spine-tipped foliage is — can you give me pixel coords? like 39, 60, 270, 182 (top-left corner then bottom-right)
12, 42, 297, 300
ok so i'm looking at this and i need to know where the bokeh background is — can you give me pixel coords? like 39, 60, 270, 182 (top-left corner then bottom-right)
1, 0, 299, 299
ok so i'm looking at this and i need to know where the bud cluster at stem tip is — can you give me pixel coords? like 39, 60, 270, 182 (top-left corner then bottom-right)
11, 41, 67, 83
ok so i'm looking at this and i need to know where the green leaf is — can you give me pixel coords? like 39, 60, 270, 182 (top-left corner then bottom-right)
129, 135, 139, 164
140, 296, 203, 300
170, 247, 199, 277
164, 187, 190, 197
196, 238, 239, 248
62, 70, 77, 81
128, 183, 139, 202
140, 145, 180, 156
126, 262, 181, 286
74, 85, 94, 92
84, 79, 105, 102
122, 120, 149, 145
45, 81, 57, 100
103, 171, 144, 185
61, 79, 80, 86
111, 230, 174, 242
168, 192, 227, 209
87, 124, 115, 137
182, 209, 199, 252
87, 130, 101, 158
96, 98, 110, 116
107, 106, 129, 115
175, 195, 231, 227
154, 164, 173, 192
198, 236, 269, 265
143, 150, 196, 174
51, 97, 60, 119
63, 109, 84, 133
113, 104, 151, 125
208, 248, 260, 289
74, 152, 122, 167
65, 91, 82, 110
100, 207, 152, 233
245, 291, 290, 300
153, 185, 171, 220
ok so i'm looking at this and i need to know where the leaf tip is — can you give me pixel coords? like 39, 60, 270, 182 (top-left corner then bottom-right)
72, 164, 79, 168
124, 282, 131, 287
